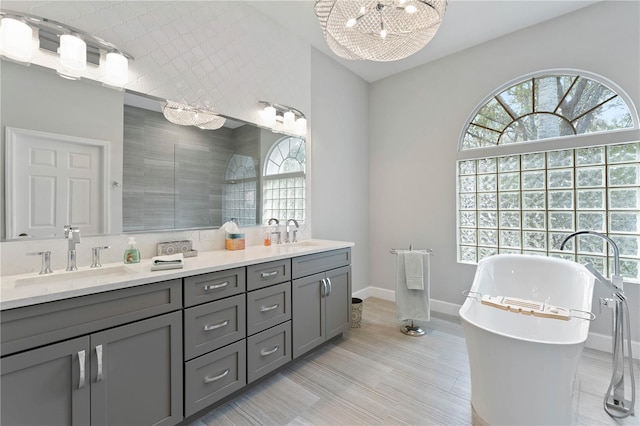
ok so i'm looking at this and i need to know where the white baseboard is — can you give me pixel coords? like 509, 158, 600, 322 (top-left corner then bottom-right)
353, 286, 639, 359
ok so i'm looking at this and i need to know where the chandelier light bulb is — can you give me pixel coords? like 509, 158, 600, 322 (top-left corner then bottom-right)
380, 23, 387, 39
346, 18, 357, 28
59, 34, 87, 71
104, 51, 129, 87
359, 6, 366, 14
0, 17, 34, 63
406, 5, 417, 13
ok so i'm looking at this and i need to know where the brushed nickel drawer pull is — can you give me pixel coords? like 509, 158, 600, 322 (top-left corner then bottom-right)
261, 270, 279, 278
203, 320, 229, 331
260, 345, 279, 356
260, 303, 279, 312
204, 369, 229, 383
204, 281, 229, 291
78, 350, 86, 389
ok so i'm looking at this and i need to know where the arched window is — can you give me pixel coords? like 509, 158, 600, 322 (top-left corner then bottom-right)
462, 74, 634, 149
263, 136, 306, 222
457, 71, 640, 280
224, 154, 257, 226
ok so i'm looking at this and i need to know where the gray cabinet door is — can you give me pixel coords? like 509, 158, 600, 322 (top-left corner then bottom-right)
1, 336, 90, 426
90, 311, 183, 426
325, 266, 352, 340
292, 272, 325, 359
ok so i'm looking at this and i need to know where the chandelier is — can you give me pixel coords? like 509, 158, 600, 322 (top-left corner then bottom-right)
315, 0, 447, 62
162, 100, 226, 130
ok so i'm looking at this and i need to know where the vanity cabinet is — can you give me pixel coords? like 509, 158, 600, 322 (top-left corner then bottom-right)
292, 249, 352, 359
1, 311, 182, 426
0, 280, 184, 426
1, 244, 352, 425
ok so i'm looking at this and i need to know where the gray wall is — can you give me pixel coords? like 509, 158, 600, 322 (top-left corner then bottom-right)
310, 48, 370, 293
0, 61, 124, 239
369, 1, 640, 339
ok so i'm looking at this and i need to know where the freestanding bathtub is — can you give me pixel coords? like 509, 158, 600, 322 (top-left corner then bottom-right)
459, 254, 596, 425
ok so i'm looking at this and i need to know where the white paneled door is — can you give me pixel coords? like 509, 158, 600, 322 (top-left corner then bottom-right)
6, 128, 109, 238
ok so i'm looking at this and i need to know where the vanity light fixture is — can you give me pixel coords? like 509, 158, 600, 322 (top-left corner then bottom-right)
0, 9, 134, 87
162, 100, 226, 130
315, 0, 448, 62
259, 101, 307, 136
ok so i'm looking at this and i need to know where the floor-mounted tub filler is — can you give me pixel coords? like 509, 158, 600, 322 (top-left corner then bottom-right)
460, 254, 596, 425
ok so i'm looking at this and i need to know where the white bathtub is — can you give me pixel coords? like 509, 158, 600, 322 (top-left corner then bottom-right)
459, 254, 596, 425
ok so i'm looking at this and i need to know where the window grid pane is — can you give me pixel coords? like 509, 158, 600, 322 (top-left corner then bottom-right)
457, 142, 640, 280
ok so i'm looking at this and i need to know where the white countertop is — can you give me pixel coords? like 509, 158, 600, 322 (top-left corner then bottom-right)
0, 239, 354, 310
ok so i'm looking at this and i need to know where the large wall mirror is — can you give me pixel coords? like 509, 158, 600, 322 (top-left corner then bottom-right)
0, 60, 306, 240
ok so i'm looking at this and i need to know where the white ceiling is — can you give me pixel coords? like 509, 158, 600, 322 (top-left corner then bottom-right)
249, 0, 600, 82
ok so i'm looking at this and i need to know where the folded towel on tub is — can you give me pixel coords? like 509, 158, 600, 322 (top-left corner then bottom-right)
395, 252, 430, 322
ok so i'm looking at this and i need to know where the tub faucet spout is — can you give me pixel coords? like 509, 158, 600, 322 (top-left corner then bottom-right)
560, 230, 622, 292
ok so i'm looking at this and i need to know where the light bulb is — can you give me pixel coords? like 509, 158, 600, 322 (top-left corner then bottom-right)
346, 18, 357, 28
405, 4, 417, 13
359, 6, 366, 14
283, 111, 295, 129
0, 17, 33, 63
105, 52, 128, 87
59, 34, 86, 71
380, 28, 387, 39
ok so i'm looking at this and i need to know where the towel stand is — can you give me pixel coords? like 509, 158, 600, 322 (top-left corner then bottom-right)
390, 245, 434, 337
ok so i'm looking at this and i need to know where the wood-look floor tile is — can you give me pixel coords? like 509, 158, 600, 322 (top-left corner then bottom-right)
192, 297, 639, 426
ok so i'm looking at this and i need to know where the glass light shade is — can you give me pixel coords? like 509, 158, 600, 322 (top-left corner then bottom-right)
105, 52, 129, 87
0, 18, 33, 63
59, 34, 87, 71
295, 117, 307, 135
263, 105, 277, 127
283, 111, 295, 129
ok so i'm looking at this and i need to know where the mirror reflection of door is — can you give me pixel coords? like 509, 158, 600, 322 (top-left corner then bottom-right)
6, 128, 109, 238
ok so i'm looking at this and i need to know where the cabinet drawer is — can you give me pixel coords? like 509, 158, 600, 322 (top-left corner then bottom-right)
184, 340, 246, 417
1, 279, 182, 357
247, 321, 291, 384
292, 248, 351, 279
184, 294, 246, 360
247, 282, 291, 336
246, 259, 290, 291
184, 267, 245, 307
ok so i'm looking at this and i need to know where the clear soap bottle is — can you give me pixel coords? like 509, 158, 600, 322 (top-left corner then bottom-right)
124, 237, 140, 264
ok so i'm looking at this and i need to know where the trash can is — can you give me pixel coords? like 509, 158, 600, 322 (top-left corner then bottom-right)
351, 297, 363, 328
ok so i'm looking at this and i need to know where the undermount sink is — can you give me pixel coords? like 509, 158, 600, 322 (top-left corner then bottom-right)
15, 265, 138, 286
286, 240, 322, 247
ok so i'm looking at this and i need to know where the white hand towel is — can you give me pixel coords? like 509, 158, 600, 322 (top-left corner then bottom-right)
404, 251, 424, 290
395, 252, 431, 322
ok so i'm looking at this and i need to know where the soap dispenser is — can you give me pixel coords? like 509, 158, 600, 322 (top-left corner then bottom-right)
123, 237, 140, 264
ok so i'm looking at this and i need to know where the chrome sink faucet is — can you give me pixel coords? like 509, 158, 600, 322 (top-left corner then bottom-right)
64, 225, 81, 271
267, 218, 281, 244
285, 218, 299, 243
